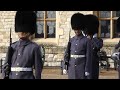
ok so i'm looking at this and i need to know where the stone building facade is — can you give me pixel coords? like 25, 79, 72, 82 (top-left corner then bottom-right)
0, 11, 119, 68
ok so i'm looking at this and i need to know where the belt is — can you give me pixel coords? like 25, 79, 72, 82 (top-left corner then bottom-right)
11, 67, 32, 72
71, 55, 85, 58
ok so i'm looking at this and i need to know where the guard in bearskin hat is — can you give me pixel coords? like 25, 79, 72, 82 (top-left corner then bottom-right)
3, 11, 43, 79
63, 12, 92, 79
84, 14, 103, 79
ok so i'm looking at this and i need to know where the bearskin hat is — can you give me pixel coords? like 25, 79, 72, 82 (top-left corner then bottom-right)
71, 13, 85, 30
85, 14, 99, 35
15, 11, 37, 35
117, 17, 120, 33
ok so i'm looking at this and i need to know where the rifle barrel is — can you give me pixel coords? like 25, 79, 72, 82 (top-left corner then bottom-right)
10, 28, 12, 46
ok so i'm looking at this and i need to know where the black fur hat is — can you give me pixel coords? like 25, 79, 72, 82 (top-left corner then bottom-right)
117, 17, 120, 33
15, 11, 37, 35
71, 13, 85, 30
85, 14, 99, 35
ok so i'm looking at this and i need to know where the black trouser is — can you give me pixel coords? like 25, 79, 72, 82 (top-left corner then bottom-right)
91, 55, 99, 79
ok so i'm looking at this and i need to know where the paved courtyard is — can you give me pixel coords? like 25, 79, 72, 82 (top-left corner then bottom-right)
0, 67, 118, 79
41, 67, 119, 79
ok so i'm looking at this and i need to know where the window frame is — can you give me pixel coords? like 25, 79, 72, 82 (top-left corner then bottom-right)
97, 11, 119, 39
36, 11, 56, 39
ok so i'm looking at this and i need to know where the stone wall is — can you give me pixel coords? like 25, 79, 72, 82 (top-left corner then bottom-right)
0, 11, 17, 59
43, 45, 65, 66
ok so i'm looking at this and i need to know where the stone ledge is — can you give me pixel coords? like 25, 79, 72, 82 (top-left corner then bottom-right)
0, 46, 8, 53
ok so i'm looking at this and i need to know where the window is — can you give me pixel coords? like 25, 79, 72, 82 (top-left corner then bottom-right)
97, 11, 120, 38
35, 11, 56, 39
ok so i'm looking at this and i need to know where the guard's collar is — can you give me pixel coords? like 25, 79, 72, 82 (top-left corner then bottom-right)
18, 38, 31, 46
74, 35, 84, 40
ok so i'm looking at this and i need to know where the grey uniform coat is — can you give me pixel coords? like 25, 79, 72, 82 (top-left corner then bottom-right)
64, 35, 92, 79
91, 37, 103, 79
5, 39, 43, 79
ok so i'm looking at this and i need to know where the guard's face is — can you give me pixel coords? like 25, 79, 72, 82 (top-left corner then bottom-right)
74, 30, 82, 36
17, 32, 31, 39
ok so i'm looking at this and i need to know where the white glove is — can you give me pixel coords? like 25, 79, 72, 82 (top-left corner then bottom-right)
63, 69, 67, 74
85, 72, 90, 76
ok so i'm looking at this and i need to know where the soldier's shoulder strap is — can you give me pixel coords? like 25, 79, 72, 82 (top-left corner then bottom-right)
70, 36, 75, 41
10, 41, 18, 48
11, 41, 17, 45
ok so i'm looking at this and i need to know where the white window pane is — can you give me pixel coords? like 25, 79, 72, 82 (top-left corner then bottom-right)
47, 21, 56, 38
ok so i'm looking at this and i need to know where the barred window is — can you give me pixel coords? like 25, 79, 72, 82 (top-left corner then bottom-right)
35, 11, 56, 38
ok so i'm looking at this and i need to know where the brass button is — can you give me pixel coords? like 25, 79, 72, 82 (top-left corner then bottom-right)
17, 63, 19, 66
16, 73, 18, 76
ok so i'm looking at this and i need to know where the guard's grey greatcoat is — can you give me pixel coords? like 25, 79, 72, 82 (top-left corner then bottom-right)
8, 39, 43, 79
91, 37, 103, 79
64, 35, 92, 79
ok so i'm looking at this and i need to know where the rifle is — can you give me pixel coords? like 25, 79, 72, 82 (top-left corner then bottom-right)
4, 28, 14, 79
65, 28, 71, 70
